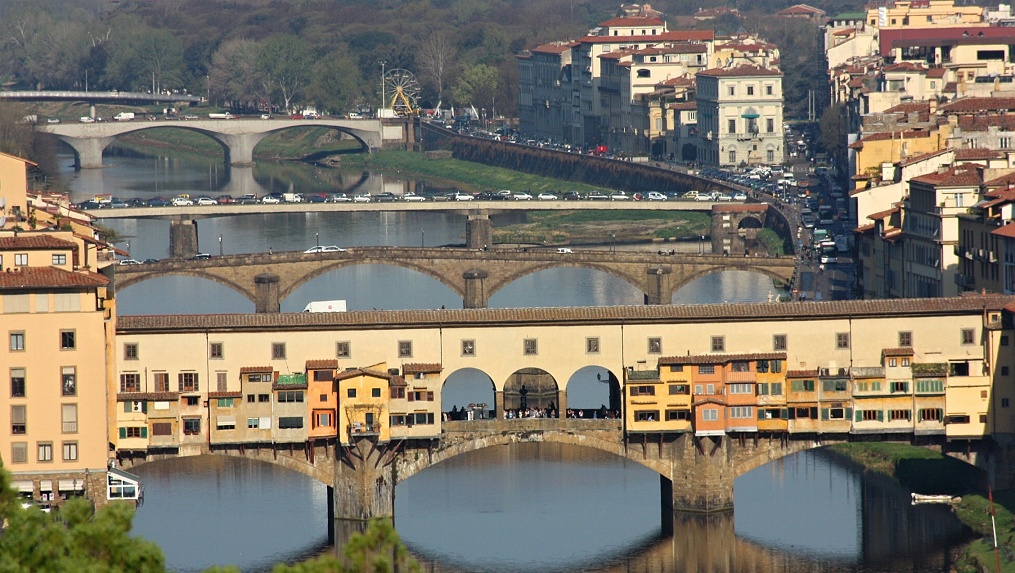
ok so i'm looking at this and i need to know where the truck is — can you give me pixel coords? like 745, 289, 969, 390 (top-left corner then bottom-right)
208, 113, 236, 119
113, 112, 135, 121
282, 192, 304, 203
303, 300, 347, 313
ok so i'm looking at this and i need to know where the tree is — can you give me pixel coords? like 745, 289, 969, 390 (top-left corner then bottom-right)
272, 519, 419, 573
103, 14, 185, 92
451, 63, 498, 113
417, 31, 456, 105
307, 50, 368, 114
819, 102, 848, 164
258, 34, 314, 112
0, 467, 165, 572
210, 39, 264, 109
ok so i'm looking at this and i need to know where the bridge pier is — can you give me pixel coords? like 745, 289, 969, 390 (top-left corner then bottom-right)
169, 219, 199, 259
645, 266, 673, 305
465, 214, 492, 249
254, 274, 281, 313
664, 434, 735, 513
463, 269, 489, 309
58, 135, 115, 169
334, 437, 396, 520
218, 133, 269, 166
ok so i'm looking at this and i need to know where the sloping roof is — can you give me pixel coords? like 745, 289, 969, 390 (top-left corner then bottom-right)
880, 27, 1015, 56
776, 4, 825, 16
697, 64, 782, 78
0, 267, 107, 290
954, 147, 1004, 160
882, 347, 915, 357
306, 359, 338, 370
0, 235, 77, 251
670, 101, 697, 110
940, 96, 1015, 114
240, 366, 273, 374
531, 42, 575, 55
992, 223, 1015, 239
848, 129, 932, 148
402, 363, 442, 374
910, 164, 982, 187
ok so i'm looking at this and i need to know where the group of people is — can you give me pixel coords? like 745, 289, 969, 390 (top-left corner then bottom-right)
504, 406, 557, 419
566, 407, 619, 419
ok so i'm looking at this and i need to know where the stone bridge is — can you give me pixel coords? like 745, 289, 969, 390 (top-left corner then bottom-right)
39, 117, 415, 168
112, 246, 797, 310
118, 418, 988, 522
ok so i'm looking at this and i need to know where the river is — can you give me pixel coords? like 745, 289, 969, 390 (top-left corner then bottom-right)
57, 147, 971, 572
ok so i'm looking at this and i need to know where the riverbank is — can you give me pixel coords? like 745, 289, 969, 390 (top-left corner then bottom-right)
830, 443, 1015, 572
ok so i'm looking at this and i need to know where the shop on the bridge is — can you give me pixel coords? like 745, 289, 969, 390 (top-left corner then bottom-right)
107, 467, 143, 504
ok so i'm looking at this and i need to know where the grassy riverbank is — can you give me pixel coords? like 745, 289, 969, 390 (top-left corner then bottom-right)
830, 443, 1015, 572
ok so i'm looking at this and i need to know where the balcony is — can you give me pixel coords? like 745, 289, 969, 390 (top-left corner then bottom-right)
954, 273, 976, 288
348, 422, 380, 436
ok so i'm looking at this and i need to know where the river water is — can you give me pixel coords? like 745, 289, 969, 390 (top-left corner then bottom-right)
56, 147, 971, 572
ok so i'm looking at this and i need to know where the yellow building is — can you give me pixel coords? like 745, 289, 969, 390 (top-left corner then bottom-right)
335, 365, 392, 446
866, 0, 984, 29
391, 363, 442, 439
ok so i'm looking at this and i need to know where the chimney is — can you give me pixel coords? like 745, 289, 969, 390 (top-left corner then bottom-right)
928, 98, 937, 115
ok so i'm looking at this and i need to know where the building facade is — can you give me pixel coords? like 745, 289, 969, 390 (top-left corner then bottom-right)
696, 65, 785, 168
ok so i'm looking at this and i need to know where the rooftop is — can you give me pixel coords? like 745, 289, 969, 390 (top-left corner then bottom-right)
0, 266, 107, 290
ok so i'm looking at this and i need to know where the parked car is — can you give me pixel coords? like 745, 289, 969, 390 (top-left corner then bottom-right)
537, 193, 558, 201
235, 194, 258, 204
402, 193, 426, 202
196, 197, 218, 205
513, 192, 533, 201
304, 245, 347, 253
453, 192, 474, 201
562, 191, 582, 201
190, 253, 212, 260
732, 192, 748, 201
215, 195, 235, 204
79, 116, 95, 123
609, 192, 630, 201
353, 193, 372, 203
171, 196, 194, 206
373, 192, 396, 202
306, 194, 327, 203
125, 198, 148, 208
148, 196, 170, 207
646, 191, 667, 201
260, 194, 281, 204
694, 193, 713, 202
587, 192, 609, 201
142, 258, 160, 264
682, 190, 701, 199
330, 193, 352, 202
118, 259, 142, 265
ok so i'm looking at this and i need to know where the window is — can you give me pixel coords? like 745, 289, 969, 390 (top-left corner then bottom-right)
272, 342, 286, 360
890, 381, 910, 393
38, 442, 53, 462
523, 339, 537, 355
178, 372, 199, 392
1004, 398, 1011, 408
729, 150, 736, 164
899, 331, 912, 347
920, 408, 943, 421
217, 398, 234, 408
336, 341, 350, 358
11, 405, 26, 434
822, 379, 848, 392
727, 86, 735, 96
119, 373, 140, 391
9, 332, 24, 351
154, 372, 169, 392
183, 418, 201, 435
902, 358, 910, 367
247, 394, 255, 403
791, 379, 815, 392
247, 418, 260, 429
462, 339, 476, 356
702, 408, 718, 421
666, 410, 691, 421
52, 253, 67, 265
217, 371, 227, 392
729, 406, 753, 419
630, 385, 656, 396
124, 343, 138, 360
62, 441, 78, 461
888, 409, 911, 421
889, 358, 897, 367
648, 338, 662, 354
961, 329, 975, 345
746, 86, 754, 96
757, 382, 783, 396
399, 340, 413, 358
1004, 367, 1011, 377
258, 394, 270, 402
586, 337, 600, 354
347, 388, 357, 398
278, 417, 304, 429
216, 418, 235, 430
710, 336, 725, 352
186, 396, 199, 406
60, 330, 76, 350
773, 334, 787, 351
61, 401, 76, 434
731, 361, 749, 372
729, 383, 752, 394
278, 391, 304, 403
11, 442, 26, 463
766, 118, 774, 133
669, 384, 688, 395
14, 253, 27, 266
765, 85, 773, 95
669, 365, 684, 372
916, 379, 944, 393
728, 119, 736, 134
391, 386, 405, 399
210, 342, 223, 359
409, 390, 434, 402
11, 368, 25, 398
699, 364, 715, 375
152, 422, 173, 435
371, 388, 381, 398
836, 332, 850, 349
59, 366, 76, 396
635, 410, 659, 422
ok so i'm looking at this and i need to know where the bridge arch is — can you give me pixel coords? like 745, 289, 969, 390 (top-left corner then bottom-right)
669, 267, 789, 300
485, 261, 647, 302
120, 447, 337, 488
116, 270, 258, 305
279, 260, 467, 302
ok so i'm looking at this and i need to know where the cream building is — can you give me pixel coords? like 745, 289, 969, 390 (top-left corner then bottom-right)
695, 64, 784, 168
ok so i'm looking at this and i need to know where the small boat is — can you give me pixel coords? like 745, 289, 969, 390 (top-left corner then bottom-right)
911, 493, 960, 505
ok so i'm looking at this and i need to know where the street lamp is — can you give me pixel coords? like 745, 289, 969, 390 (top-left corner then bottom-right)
315, 231, 319, 248
125, 241, 130, 256
421, 228, 424, 248
699, 235, 705, 254
218, 235, 223, 256
378, 61, 387, 114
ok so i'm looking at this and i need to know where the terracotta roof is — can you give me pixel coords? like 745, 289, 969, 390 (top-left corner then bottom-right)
899, 148, 951, 166
880, 27, 1015, 57
854, 223, 876, 233
658, 352, 786, 365
694, 7, 739, 18
867, 206, 900, 220
661, 76, 694, 87
334, 367, 391, 382
637, 43, 708, 55
118, 392, 179, 401
389, 375, 407, 387
832, 29, 854, 37
992, 223, 1015, 239
306, 359, 338, 370
984, 171, 1015, 187
670, 102, 697, 110
882, 347, 915, 357
883, 62, 927, 73
776, 4, 825, 16
786, 369, 820, 377
0, 267, 107, 290
954, 147, 1004, 160
884, 101, 930, 115
697, 64, 782, 78
402, 363, 442, 374
531, 42, 574, 55
849, 129, 932, 148
209, 391, 243, 398
910, 164, 982, 187
927, 68, 947, 79
117, 295, 1015, 334
239, 366, 273, 374
940, 97, 1015, 114
0, 235, 77, 251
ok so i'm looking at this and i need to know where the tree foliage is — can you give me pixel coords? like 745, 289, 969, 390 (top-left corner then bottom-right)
452, 63, 498, 112
258, 35, 314, 112
272, 519, 419, 573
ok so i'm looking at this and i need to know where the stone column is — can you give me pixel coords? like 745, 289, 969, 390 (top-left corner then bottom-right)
463, 269, 489, 308
465, 214, 492, 249
169, 219, 199, 259
645, 266, 672, 305
494, 389, 504, 419
333, 438, 395, 520
61, 136, 115, 169
217, 133, 269, 166
666, 434, 735, 513
254, 273, 280, 313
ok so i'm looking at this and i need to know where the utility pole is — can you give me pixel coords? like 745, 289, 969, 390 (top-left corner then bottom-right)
379, 61, 387, 115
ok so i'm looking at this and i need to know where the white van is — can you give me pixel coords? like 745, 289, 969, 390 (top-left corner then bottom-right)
303, 300, 347, 312
556, 248, 573, 254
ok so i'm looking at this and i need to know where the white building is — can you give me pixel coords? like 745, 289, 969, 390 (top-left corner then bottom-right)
695, 64, 785, 168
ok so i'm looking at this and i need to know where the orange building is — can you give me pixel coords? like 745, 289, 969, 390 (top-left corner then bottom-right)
307, 359, 338, 439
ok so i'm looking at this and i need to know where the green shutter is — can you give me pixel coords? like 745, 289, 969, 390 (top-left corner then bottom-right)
855, 409, 862, 422
938, 408, 944, 422
918, 410, 923, 422
846, 407, 852, 420
118, 427, 126, 439
877, 410, 884, 422
810, 407, 818, 419
780, 408, 789, 419
140, 427, 148, 438
821, 408, 829, 421
787, 408, 795, 420
123, 402, 130, 413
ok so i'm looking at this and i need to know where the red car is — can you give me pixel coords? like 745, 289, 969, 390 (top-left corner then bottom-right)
215, 195, 235, 204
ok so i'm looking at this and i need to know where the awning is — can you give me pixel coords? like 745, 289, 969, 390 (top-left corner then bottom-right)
217, 416, 236, 425
12, 481, 33, 493
58, 479, 84, 491
741, 112, 760, 119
